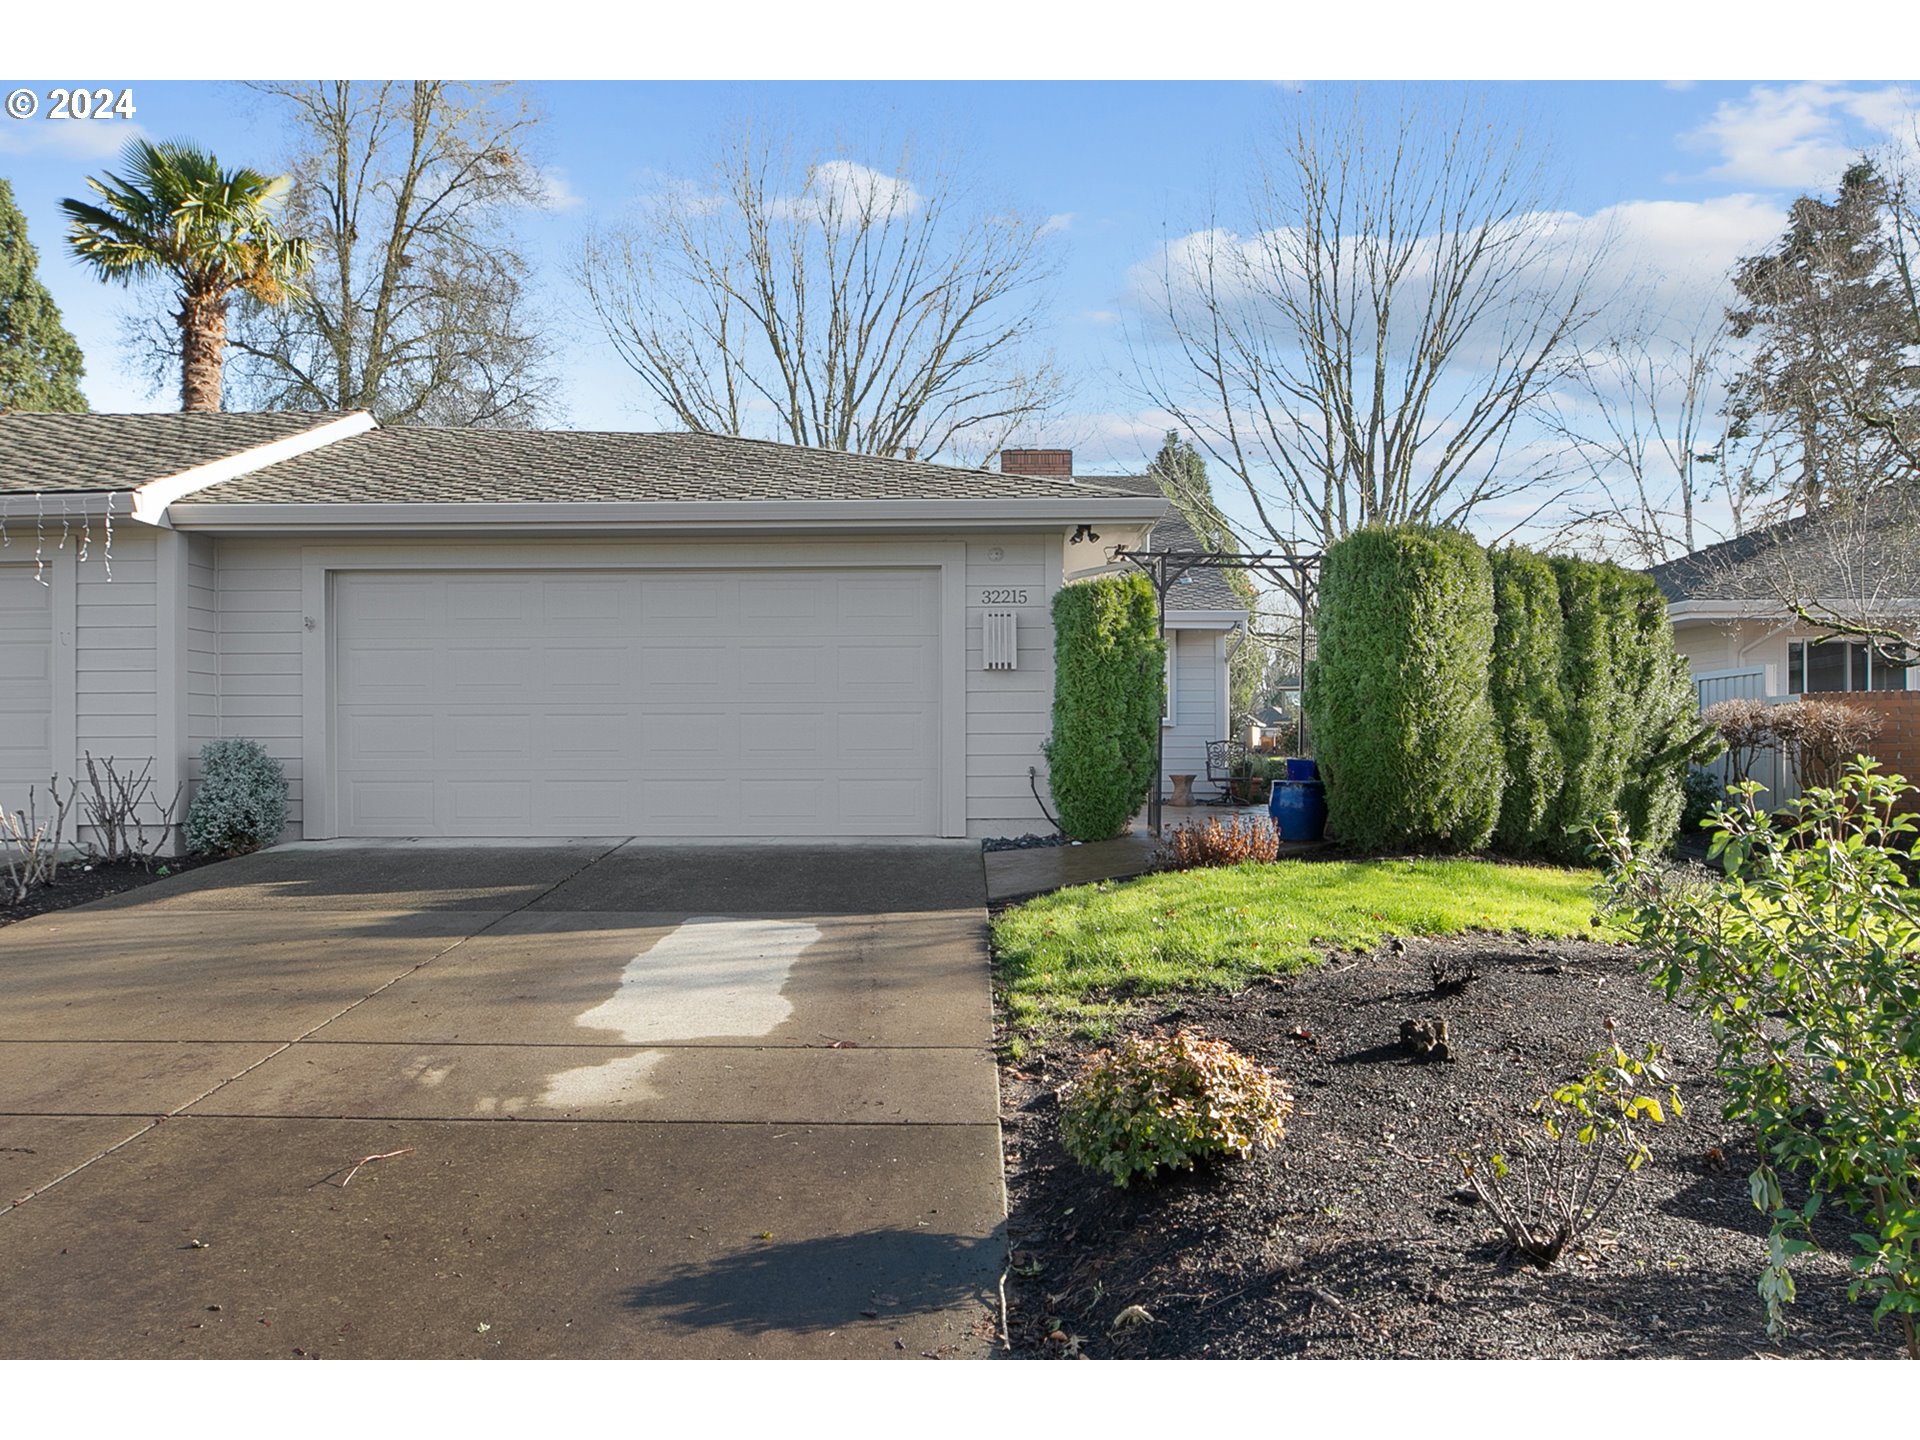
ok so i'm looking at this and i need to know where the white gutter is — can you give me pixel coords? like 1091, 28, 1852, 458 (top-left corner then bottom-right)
130, 412, 377, 525
1164, 608, 1250, 629
1668, 598, 1920, 622
164, 495, 1171, 534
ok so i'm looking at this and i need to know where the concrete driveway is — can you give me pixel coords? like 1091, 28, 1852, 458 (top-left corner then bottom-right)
0, 840, 1005, 1358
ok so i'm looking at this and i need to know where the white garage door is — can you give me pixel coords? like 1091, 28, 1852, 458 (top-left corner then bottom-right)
0, 565, 55, 810
332, 568, 943, 837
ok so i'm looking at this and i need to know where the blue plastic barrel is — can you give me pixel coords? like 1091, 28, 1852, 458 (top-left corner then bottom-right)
1268, 780, 1328, 842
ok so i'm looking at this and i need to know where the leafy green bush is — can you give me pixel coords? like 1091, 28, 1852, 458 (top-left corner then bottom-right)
1045, 573, 1163, 841
1459, 1037, 1679, 1267
1597, 763, 1920, 1358
1540, 557, 1707, 861
1679, 768, 1722, 838
1060, 1028, 1292, 1187
184, 739, 288, 856
1488, 545, 1566, 854
1305, 527, 1501, 852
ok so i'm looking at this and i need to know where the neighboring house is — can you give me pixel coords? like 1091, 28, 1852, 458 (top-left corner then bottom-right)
1650, 501, 1920, 801
0, 412, 1167, 843
1648, 504, 1920, 704
997, 450, 1250, 795
1246, 704, 1293, 751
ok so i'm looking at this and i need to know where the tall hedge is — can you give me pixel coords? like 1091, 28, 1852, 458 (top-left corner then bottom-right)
1046, 573, 1164, 841
1305, 527, 1501, 853
1488, 545, 1566, 854
1536, 557, 1705, 861
1613, 574, 1704, 850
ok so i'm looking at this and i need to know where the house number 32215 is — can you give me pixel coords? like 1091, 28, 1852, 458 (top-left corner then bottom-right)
980, 589, 1029, 604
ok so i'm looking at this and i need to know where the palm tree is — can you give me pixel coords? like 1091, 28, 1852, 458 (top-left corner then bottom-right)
62, 139, 310, 412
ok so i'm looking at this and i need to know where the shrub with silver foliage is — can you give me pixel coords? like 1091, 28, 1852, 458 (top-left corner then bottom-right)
185, 740, 288, 856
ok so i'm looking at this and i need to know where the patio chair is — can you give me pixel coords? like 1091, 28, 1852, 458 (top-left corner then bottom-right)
1204, 739, 1247, 802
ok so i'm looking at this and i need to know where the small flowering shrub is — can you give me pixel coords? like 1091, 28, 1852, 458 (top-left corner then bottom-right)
1598, 762, 1920, 1358
1458, 1037, 1679, 1267
184, 739, 288, 856
1154, 814, 1281, 871
1060, 1028, 1292, 1187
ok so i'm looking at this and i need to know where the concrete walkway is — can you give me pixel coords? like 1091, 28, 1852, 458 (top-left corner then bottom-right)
0, 841, 1004, 1359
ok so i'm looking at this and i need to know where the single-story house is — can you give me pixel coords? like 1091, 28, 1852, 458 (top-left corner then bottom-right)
1648, 497, 1920, 705
997, 450, 1249, 797
0, 412, 1176, 844
1650, 496, 1920, 799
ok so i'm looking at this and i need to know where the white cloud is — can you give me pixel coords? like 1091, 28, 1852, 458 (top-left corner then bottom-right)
1038, 212, 1073, 237
1682, 81, 1917, 189
531, 165, 582, 212
767, 158, 923, 223
0, 119, 149, 161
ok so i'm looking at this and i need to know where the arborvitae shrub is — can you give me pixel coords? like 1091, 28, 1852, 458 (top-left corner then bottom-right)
1542, 556, 1636, 861
1305, 527, 1501, 852
1614, 573, 1706, 850
1536, 558, 1707, 860
1045, 573, 1163, 841
184, 739, 288, 856
1489, 545, 1566, 854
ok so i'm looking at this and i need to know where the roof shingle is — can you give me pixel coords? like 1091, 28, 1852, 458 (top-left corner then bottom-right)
190, 427, 1154, 506
0, 410, 355, 495
1647, 488, 1920, 604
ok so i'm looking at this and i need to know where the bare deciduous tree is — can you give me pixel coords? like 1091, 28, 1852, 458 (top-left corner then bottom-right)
1135, 89, 1600, 557
1543, 312, 1771, 566
575, 131, 1064, 462
224, 81, 559, 427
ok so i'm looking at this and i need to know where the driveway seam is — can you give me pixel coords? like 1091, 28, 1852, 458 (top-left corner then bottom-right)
3, 837, 632, 1213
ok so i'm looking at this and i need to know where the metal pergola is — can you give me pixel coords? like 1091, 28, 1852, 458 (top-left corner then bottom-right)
1110, 545, 1321, 836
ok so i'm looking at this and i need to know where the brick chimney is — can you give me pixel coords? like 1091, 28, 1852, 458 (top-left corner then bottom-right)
999, 447, 1073, 478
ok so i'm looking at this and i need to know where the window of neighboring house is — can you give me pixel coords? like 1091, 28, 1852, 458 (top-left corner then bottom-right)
1163, 632, 1178, 725
1787, 639, 1909, 693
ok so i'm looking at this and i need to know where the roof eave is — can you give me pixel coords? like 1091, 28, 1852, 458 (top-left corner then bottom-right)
163, 496, 1170, 534
1668, 598, 1920, 621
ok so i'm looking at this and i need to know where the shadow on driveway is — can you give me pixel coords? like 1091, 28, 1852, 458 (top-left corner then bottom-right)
624, 1225, 1005, 1336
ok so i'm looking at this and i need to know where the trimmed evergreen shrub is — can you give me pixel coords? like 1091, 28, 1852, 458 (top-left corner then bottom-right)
1045, 573, 1164, 841
1305, 527, 1502, 852
1615, 574, 1708, 849
1488, 545, 1565, 854
1542, 556, 1635, 861
184, 739, 289, 856
1542, 558, 1707, 860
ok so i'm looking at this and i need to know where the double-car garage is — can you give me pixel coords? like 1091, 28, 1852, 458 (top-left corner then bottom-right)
329, 566, 945, 838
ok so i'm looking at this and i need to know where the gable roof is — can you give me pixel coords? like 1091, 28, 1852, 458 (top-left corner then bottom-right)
191, 427, 1148, 506
1648, 488, 1920, 605
1087, 472, 1247, 611
0, 410, 360, 495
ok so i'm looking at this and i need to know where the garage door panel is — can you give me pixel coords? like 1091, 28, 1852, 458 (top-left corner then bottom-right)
446, 780, 531, 828
333, 569, 941, 837
541, 644, 633, 693
543, 712, 631, 760
344, 780, 436, 828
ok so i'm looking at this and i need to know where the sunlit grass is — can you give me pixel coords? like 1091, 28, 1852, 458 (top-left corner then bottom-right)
992, 857, 1605, 1037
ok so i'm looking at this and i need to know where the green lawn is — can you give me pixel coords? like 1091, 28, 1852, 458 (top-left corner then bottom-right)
992, 857, 1604, 1037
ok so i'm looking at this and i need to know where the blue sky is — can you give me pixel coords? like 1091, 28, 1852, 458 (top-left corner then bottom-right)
2, 48, 1917, 548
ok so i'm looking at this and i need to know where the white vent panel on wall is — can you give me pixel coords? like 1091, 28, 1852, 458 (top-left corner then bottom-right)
983, 611, 1018, 670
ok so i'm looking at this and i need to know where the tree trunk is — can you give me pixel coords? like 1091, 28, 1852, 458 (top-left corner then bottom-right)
178, 292, 228, 412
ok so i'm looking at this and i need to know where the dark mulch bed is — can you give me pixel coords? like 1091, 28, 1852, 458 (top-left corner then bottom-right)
997, 932, 1904, 1359
0, 855, 219, 930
